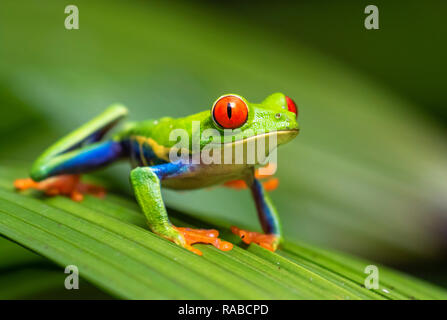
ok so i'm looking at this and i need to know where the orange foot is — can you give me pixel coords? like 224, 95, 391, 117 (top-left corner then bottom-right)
231, 226, 279, 252
174, 227, 233, 256
14, 174, 106, 202
223, 163, 279, 191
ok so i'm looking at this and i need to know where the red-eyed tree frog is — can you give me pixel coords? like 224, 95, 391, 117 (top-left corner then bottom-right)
14, 93, 299, 255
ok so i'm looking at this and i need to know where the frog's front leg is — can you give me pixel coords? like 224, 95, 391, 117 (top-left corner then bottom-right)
231, 169, 282, 252
130, 164, 233, 255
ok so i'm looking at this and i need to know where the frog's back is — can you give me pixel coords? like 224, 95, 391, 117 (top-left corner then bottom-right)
113, 111, 209, 167
115, 110, 209, 142
114, 118, 165, 140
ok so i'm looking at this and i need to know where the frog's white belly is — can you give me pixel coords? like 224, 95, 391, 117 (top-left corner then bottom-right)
161, 163, 252, 190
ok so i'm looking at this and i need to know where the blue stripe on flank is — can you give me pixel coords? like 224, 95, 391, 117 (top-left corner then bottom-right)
151, 162, 189, 180
124, 138, 168, 167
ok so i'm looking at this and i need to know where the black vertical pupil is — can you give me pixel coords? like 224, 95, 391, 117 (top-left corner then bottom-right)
227, 102, 233, 119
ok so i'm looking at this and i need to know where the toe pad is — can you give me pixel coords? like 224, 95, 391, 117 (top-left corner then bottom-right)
175, 227, 233, 255
231, 226, 279, 251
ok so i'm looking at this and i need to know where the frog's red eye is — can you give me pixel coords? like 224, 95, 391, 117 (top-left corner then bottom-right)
285, 96, 298, 118
212, 95, 248, 129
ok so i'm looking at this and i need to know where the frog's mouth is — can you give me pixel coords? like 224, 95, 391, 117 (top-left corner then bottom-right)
205, 129, 299, 165
211, 129, 299, 147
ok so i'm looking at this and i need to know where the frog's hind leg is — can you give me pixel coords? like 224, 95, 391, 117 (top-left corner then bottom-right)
14, 105, 128, 201
14, 141, 121, 201
130, 163, 233, 255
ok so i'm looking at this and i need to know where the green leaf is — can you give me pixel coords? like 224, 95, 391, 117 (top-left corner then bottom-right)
0, 165, 445, 299
1, 0, 447, 263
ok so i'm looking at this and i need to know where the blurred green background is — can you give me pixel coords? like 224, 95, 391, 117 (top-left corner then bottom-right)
1, 0, 447, 294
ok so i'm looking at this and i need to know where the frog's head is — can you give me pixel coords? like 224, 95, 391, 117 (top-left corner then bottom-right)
199, 93, 299, 165
209, 92, 299, 142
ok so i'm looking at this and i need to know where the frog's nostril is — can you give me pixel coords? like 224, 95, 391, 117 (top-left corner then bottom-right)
275, 113, 281, 119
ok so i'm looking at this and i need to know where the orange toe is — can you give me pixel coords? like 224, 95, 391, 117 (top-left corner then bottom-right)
70, 190, 84, 202
262, 177, 279, 191
223, 179, 247, 190
231, 226, 279, 252
223, 178, 279, 191
14, 178, 39, 190
223, 163, 279, 192
174, 227, 233, 255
